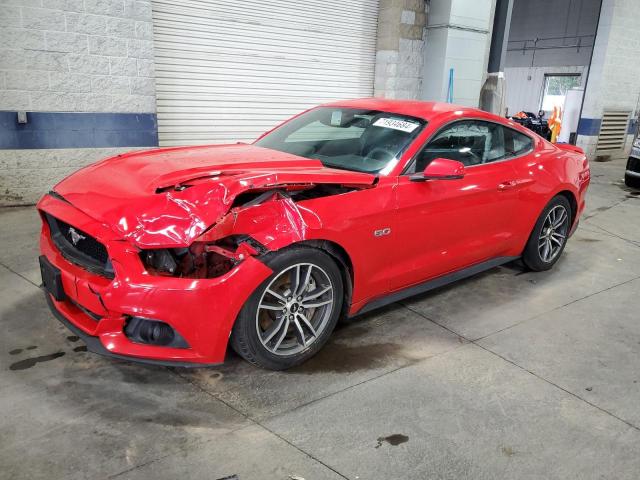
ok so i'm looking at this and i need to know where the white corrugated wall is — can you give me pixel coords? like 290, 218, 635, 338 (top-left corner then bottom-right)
151, 0, 379, 146
504, 66, 586, 116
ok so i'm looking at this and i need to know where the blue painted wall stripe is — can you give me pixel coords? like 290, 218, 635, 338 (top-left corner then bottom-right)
577, 117, 638, 136
0, 111, 158, 149
576, 117, 601, 136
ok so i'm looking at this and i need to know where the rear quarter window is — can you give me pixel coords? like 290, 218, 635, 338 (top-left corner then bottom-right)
504, 127, 533, 157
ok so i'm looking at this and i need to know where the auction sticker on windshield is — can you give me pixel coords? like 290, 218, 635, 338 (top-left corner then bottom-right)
373, 117, 420, 133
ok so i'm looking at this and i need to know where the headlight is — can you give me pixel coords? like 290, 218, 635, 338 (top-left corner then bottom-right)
633, 137, 640, 148
141, 249, 179, 275
140, 235, 265, 278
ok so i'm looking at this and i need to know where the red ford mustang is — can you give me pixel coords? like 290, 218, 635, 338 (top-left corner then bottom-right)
38, 99, 590, 370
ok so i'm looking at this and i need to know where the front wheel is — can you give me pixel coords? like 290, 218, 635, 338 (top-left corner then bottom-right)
230, 247, 343, 370
522, 195, 572, 271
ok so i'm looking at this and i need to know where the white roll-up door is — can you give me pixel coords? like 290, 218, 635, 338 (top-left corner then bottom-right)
152, 0, 379, 146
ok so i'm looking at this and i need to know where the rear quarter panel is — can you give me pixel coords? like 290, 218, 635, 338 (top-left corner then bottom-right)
507, 137, 588, 255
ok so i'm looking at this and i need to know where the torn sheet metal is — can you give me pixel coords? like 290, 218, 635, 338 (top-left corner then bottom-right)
52, 143, 375, 248
198, 192, 323, 251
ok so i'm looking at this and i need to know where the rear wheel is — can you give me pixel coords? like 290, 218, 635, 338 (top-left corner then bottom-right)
522, 195, 572, 271
625, 172, 640, 189
230, 246, 343, 370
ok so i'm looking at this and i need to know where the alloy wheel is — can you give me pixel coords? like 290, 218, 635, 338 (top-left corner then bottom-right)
538, 205, 569, 263
256, 263, 334, 356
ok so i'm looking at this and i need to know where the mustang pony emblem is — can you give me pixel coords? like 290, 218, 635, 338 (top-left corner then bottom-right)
68, 227, 86, 246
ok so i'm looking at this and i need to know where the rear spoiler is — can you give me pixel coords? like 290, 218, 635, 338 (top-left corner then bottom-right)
555, 143, 584, 155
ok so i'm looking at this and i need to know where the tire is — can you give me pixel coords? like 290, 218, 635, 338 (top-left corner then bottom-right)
625, 172, 640, 189
522, 195, 572, 272
230, 246, 343, 370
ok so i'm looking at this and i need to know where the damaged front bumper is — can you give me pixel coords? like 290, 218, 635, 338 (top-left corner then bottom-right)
37, 193, 273, 366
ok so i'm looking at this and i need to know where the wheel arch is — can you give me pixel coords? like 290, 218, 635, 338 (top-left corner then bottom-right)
284, 239, 354, 319
555, 189, 578, 226
520, 188, 577, 256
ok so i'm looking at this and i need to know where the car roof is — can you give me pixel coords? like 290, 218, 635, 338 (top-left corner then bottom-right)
320, 98, 494, 122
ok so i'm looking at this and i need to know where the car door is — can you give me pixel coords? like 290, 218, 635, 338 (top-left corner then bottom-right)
388, 120, 523, 291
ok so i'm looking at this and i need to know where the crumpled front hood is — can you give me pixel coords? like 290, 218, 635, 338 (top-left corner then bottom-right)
53, 144, 375, 247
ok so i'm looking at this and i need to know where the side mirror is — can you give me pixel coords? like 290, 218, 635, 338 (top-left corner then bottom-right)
410, 158, 465, 182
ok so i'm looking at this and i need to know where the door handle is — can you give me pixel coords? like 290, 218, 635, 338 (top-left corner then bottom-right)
497, 180, 518, 191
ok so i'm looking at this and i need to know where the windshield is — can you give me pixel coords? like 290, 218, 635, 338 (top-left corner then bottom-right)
255, 107, 426, 174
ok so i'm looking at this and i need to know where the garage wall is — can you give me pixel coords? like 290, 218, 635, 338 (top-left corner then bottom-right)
0, 0, 158, 206
504, 65, 587, 115
374, 0, 427, 100
577, 0, 640, 159
502, 0, 599, 121
152, 0, 379, 146
506, 0, 600, 68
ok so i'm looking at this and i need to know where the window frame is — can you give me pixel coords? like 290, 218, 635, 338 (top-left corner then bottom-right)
401, 117, 536, 176
539, 73, 582, 113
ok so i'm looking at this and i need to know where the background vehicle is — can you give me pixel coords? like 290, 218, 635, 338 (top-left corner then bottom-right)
509, 110, 552, 140
625, 128, 640, 189
38, 99, 590, 370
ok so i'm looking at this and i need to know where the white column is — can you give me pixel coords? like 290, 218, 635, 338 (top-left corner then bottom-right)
421, 0, 495, 107
577, 0, 640, 159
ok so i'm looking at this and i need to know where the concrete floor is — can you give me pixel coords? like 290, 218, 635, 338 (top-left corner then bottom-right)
1, 157, 639, 480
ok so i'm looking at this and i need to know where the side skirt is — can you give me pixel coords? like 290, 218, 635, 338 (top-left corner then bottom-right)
353, 256, 520, 316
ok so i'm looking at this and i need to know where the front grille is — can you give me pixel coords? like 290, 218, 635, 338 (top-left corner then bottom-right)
44, 213, 114, 278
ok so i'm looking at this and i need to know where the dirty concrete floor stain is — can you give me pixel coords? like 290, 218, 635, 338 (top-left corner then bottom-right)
73, 345, 88, 352
292, 342, 408, 374
9, 351, 65, 371
375, 434, 409, 448
501, 446, 516, 457
8, 345, 38, 355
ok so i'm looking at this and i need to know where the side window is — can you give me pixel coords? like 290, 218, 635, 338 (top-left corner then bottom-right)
414, 120, 505, 171
503, 127, 533, 158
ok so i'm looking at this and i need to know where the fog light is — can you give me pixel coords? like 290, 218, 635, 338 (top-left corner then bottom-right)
124, 317, 189, 348
141, 321, 174, 345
